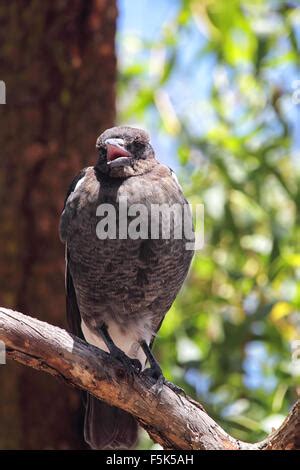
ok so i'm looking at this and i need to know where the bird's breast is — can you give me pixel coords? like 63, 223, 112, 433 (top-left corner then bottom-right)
65, 165, 193, 330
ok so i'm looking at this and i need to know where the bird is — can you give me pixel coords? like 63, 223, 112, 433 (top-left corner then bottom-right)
59, 126, 194, 449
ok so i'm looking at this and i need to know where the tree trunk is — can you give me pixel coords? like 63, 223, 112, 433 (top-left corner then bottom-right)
0, 0, 117, 449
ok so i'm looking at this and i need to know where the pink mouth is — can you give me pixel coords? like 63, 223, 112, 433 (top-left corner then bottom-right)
107, 144, 131, 162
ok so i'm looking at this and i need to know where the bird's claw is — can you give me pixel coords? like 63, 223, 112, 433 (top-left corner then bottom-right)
141, 365, 165, 396
165, 380, 187, 398
164, 380, 187, 404
130, 357, 143, 374
141, 367, 186, 400
113, 349, 142, 378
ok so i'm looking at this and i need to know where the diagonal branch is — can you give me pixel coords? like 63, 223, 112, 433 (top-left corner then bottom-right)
0, 307, 299, 450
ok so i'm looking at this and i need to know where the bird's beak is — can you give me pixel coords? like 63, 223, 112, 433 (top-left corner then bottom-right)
105, 138, 131, 162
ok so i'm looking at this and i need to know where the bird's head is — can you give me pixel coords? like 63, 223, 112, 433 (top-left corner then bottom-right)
95, 126, 157, 177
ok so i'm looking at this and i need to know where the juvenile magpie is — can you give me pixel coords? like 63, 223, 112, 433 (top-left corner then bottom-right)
59, 126, 194, 449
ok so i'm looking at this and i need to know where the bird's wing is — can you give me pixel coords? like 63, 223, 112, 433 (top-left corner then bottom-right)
144, 166, 194, 347
59, 167, 89, 243
145, 241, 192, 350
60, 168, 89, 339
65, 254, 84, 339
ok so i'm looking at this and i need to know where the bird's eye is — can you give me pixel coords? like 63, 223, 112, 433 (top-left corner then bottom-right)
133, 142, 145, 151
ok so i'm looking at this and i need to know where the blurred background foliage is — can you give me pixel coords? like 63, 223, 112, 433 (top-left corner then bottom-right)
117, 0, 300, 447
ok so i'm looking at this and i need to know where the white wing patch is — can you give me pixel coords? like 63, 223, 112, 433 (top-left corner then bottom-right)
170, 168, 182, 190
73, 175, 86, 192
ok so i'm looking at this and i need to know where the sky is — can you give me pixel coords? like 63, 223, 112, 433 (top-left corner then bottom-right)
118, 0, 179, 40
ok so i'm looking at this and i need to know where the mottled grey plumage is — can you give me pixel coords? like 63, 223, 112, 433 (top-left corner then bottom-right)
59, 126, 194, 449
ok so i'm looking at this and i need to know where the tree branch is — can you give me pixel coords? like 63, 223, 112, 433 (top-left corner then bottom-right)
0, 307, 299, 450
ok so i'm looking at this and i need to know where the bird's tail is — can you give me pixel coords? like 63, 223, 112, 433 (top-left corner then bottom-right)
84, 393, 138, 450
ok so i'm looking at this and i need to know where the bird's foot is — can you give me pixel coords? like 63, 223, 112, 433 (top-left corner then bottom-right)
141, 363, 165, 396
98, 323, 142, 379
112, 348, 142, 378
164, 380, 187, 401
141, 367, 186, 399
138, 340, 185, 397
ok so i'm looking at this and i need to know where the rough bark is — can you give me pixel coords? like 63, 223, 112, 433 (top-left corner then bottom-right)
0, 308, 299, 450
0, 0, 117, 449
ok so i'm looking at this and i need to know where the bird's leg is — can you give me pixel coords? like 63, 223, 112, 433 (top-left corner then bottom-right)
99, 323, 142, 375
140, 340, 187, 398
140, 340, 165, 395
140, 340, 163, 378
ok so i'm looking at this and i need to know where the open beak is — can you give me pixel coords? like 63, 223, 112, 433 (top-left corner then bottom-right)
105, 138, 131, 163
